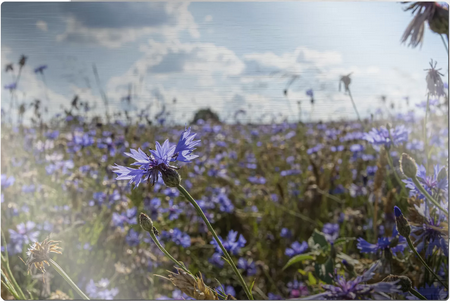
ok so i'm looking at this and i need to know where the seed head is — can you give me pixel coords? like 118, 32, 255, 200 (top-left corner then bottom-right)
400, 153, 418, 179
167, 267, 218, 300
161, 167, 181, 187
24, 237, 62, 276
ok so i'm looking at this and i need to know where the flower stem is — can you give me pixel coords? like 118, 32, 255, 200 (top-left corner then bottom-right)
347, 88, 362, 124
406, 237, 448, 290
409, 288, 427, 300
423, 94, 430, 165
49, 259, 90, 300
145, 227, 190, 274
177, 185, 254, 300
440, 34, 448, 54
412, 177, 448, 216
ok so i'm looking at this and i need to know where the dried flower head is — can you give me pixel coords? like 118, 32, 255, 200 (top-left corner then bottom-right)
339, 73, 352, 93
425, 59, 445, 97
401, 2, 449, 48
166, 267, 218, 300
23, 237, 62, 276
382, 275, 413, 292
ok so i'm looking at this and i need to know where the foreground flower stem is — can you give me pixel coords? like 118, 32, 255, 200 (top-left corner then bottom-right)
49, 259, 90, 300
177, 185, 254, 300
145, 226, 191, 274
412, 177, 448, 216
440, 34, 448, 54
409, 288, 427, 300
405, 237, 448, 290
423, 94, 430, 163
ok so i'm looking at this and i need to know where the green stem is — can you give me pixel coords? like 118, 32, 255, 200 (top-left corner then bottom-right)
1, 231, 26, 299
412, 177, 448, 216
347, 88, 362, 124
423, 94, 430, 165
386, 150, 404, 190
49, 259, 90, 300
145, 228, 190, 274
409, 288, 427, 300
406, 237, 448, 290
177, 185, 253, 300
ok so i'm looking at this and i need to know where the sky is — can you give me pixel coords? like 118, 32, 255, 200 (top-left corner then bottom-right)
1, 1, 448, 124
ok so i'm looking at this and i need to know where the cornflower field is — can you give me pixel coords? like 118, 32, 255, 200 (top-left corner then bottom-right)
1, 1, 449, 301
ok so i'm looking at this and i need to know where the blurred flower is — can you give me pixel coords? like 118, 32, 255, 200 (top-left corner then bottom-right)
8, 222, 40, 254
287, 279, 309, 298
85, 278, 119, 300
425, 59, 445, 97
322, 223, 339, 243
112, 207, 137, 228
237, 258, 257, 276
34, 65, 47, 74
285, 241, 308, 257
357, 227, 407, 256
211, 230, 245, 255
363, 125, 409, 148
339, 73, 352, 93
303, 261, 400, 300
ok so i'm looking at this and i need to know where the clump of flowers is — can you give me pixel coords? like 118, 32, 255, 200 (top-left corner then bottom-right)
363, 125, 409, 148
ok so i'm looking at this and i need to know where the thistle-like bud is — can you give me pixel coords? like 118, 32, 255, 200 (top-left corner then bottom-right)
161, 167, 181, 187
394, 206, 411, 238
400, 153, 418, 179
139, 213, 154, 233
437, 167, 448, 183
167, 267, 218, 300
382, 275, 412, 292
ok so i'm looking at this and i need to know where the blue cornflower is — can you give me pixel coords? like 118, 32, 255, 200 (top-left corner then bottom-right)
303, 261, 400, 300
161, 200, 182, 220
268, 293, 284, 300
8, 222, 40, 254
113, 128, 200, 188
210, 230, 246, 255
280, 228, 292, 238
112, 207, 137, 228
1, 174, 15, 188
287, 279, 309, 298
214, 193, 234, 213
357, 227, 406, 256
144, 197, 161, 219
85, 278, 119, 300
306, 89, 314, 98
403, 165, 448, 203
209, 252, 225, 268
247, 176, 266, 184
237, 258, 257, 276
407, 283, 448, 300
162, 228, 191, 248
4, 83, 17, 90
285, 241, 308, 257
216, 285, 236, 298
125, 229, 140, 247
34, 65, 47, 74
322, 223, 339, 243
363, 125, 409, 148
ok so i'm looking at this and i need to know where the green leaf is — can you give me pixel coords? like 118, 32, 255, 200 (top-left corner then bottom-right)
283, 253, 314, 270
308, 272, 317, 285
314, 257, 334, 284
333, 237, 356, 246
308, 229, 329, 251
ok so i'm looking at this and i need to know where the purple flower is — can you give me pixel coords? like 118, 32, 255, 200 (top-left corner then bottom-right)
303, 261, 400, 300
112, 207, 137, 228
85, 278, 119, 300
1, 174, 15, 189
125, 229, 140, 247
403, 165, 448, 204
280, 228, 292, 238
237, 258, 257, 276
209, 252, 225, 268
285, 241, 308, 257
268, 293, 284, 300
4, 83, 17, 90
363, 125, 409, 148
34, 65, 47, 74
287, 279, 309, 298
162, 228, 191, 248
322, 223, 339, 243
161, 200, 182, 220
211, 230, 246, 255
173, 127, 200, 162
357, 227, 406, 256
8, 222, 40, 254
306, 89, 314, 98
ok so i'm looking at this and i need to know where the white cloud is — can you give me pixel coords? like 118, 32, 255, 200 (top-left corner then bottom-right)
36, 20, 48, 32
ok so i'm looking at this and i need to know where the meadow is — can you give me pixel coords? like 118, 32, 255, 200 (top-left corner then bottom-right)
1, 61, 448, 300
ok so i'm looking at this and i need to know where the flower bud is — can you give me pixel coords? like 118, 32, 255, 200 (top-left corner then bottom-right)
139, 213, 154, 233
162, 168, 181, 187
437, 167, 447, 183
400, 153, 417, 179
382, 275, 412, 292
394, 206, 411, 237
